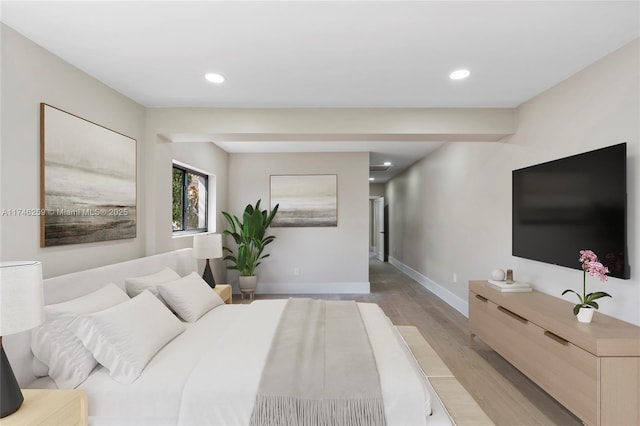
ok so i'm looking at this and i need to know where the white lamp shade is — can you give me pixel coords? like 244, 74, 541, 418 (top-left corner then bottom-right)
192, 233, 223, 260
0, 261, 45, 336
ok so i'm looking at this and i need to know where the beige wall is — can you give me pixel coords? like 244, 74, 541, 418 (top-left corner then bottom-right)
386, 38, 640, 325
142, 134, 229, 284
227, 152, 370, 293
144, 111, 230, 252
144, 108, 230, 283
369, 183, 386, 197
0, 24, 147, 278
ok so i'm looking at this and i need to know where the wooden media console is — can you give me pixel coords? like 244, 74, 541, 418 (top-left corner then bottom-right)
469, 280, 640, 426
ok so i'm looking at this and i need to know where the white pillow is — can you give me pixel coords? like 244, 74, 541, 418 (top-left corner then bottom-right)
31, 317, 97, 388
32, 356, 49, 378
70, 290, 185, 384
125, 267, 181, 300
31, 283, 129, 388
45, 282, 129, 319
157, 272, 224, 322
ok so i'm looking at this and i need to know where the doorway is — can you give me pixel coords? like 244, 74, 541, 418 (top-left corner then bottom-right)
371, 197, 385, 262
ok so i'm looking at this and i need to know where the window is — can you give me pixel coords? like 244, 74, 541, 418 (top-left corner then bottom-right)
172, 164, 208, 234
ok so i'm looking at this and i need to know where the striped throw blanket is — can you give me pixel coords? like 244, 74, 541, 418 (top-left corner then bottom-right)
250, 298, 386, 426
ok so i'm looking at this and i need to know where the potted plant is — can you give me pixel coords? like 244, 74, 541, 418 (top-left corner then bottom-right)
562, 250, 611, 323
221, 200, 279, 298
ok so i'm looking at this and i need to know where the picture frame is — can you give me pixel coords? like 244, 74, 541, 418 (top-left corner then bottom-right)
40, 103, 137, 247
270, 174, 337, 227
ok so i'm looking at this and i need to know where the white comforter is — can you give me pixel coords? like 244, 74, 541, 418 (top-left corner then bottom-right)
75, 300, 435, 425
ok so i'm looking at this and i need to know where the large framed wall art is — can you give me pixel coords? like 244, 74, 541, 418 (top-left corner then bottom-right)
40, 103, 137, 247
270, 174, 337, 227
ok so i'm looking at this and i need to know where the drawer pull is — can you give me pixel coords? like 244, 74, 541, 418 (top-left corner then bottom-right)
497, 306, 528, 323
475, 294, 488, 303
544, 330, 569, 345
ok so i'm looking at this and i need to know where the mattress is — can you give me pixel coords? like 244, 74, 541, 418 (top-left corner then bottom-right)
30, 300, 452, 425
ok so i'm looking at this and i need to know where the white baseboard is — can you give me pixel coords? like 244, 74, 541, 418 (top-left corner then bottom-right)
232, 281, 371, 294
388, 256, 469, 317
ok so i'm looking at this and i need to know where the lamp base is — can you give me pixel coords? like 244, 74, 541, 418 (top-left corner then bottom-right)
202, 259, 216, 288
1, 344, 24, 418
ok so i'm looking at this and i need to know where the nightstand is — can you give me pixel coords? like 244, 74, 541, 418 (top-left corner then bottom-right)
214, 284, 232, 304
0, 389, 88, 426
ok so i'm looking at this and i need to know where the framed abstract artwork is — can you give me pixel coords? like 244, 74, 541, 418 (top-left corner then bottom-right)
270, 174, 337, 227
40, 103, 137, 247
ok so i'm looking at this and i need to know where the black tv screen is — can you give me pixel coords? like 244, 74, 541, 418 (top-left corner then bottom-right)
512, 143, 629, 279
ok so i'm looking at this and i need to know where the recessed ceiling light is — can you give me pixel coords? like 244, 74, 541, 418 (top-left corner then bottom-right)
205, 73, 225, 84
369, 177, 375, 181
449, 69, 470, 80
383, 161, 392, 166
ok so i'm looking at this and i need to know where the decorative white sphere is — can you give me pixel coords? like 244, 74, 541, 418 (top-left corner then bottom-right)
491, 268, 505, 281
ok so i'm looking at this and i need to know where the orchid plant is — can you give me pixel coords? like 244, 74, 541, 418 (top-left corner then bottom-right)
562, 250, 611, 315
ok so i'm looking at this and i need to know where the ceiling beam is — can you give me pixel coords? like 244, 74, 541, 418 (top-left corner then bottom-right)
149, 107, 515, 143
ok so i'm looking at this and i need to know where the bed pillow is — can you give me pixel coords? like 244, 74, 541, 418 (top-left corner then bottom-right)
44, 282, 129, 319
31, 316, 98, 388
31, 283, 129, 388
157, 272, 224, 322
32, 357, 49, 378
70, 290, 185, 384
124, 267, 181, 300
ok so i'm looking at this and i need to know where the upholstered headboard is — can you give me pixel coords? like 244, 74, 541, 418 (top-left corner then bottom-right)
4, 248, 197, 387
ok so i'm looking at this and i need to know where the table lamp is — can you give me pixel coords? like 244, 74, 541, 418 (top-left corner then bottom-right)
0, 261, 45, 418
192, 233, 223, 288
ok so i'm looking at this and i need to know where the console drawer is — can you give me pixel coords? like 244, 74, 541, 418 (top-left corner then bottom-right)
523, 317, 598, 424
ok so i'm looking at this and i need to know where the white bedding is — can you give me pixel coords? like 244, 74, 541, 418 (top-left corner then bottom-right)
33, 300, 452, 426
78, 305, 247, 425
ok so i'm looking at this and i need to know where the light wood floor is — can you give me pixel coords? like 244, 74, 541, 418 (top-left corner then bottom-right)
240, 259, 582, 426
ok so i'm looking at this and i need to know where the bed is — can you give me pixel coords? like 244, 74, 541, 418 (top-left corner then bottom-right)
5, 249, 454, 425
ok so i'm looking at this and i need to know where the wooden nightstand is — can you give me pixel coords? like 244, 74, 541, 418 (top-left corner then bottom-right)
0, 389, 88, 426
214, 284, 232, 304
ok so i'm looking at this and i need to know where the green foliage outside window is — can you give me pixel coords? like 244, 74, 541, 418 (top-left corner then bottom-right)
172, 168, 184, 230
172, 165, 207, 232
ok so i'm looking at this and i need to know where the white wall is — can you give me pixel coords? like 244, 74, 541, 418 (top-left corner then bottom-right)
0, 26, 230, 282
144, 108, 230, 282
386, 38, 640, 325
0, 24, 147, 278
227, 152, 370, 293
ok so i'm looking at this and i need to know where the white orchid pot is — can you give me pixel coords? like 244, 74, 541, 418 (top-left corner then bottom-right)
576, 307, 594, 323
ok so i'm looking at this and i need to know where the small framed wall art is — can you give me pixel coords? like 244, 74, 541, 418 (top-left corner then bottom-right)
270, 174, 337, 227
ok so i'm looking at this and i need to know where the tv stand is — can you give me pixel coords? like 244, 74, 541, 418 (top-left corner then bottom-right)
469, 280, 640, 426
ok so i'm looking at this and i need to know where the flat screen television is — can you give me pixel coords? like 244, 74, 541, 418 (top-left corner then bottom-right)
512, 143, 629, 279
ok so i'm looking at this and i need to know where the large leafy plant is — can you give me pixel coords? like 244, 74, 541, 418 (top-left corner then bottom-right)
222, 200, 279, 277
562, 250, 611, 315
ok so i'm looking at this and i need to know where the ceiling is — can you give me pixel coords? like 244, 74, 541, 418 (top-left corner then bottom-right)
2, 1, 638, 181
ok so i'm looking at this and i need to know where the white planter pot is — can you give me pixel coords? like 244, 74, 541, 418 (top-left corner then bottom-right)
576, 307, 594, 323
238, 275, 258, 293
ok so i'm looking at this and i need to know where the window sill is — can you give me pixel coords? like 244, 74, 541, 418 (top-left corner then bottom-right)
172, 230, 208, 239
